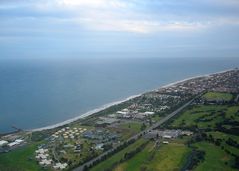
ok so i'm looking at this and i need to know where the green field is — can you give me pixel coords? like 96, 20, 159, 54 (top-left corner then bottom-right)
193, 141, 236, 171
171, 105, 239, 129
0, 143, 45, 171
90, 139, 148, 171
225, 106, 239, 120
148, 143, 190, 171
169, 102, 239, 171
119, 122, 142, 132
114, 140, 190, 171
113, 141, 154, 171
202, 92, 233, 101
207, 131, 239, 155
110, 122, 143, 140
208, 131, 239, 142
171, 105, 226, 129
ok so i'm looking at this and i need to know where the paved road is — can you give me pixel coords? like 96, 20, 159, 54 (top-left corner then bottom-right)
73, 98, 195, 171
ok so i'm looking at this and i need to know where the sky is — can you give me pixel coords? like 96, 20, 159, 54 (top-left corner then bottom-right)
0, 0, 239, 59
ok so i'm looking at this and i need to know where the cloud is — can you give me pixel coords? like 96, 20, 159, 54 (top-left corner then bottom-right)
0, 0, 239, 34
57, 0, 127, 8
76, 18, 207, 33
30, 0, 209, 33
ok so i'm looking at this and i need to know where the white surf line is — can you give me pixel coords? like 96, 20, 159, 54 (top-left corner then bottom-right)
29, 68, 235, 132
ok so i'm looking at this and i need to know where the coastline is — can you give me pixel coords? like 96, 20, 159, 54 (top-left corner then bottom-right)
30, 94, 142, 132
30, 68, 234, 132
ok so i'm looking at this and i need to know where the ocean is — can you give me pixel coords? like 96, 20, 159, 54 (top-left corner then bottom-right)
0, 57, 239, 133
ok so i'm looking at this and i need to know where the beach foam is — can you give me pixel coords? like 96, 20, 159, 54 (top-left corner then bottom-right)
30, 68, 233, 132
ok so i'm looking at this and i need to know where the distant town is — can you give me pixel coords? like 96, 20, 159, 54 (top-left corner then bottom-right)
1, 69, 239, 171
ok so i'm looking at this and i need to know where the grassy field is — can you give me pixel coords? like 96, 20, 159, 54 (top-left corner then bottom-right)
119, 122, 142, 132
193, 141, 236, 171
109, 121, 143, 140
113, 141, 154, 171
90, 139, 148, 171
202, 92, 233, 101
144, 142, 190, 171
207, 131, 239, 155
171, 105, 226, 129
0, 143, 46, 171
171, 104, 239, 129
152, 114, 162, 122
168, 100, 239, 170
225, 106, 239, 120
208, 131, 239, 142
114, 139, 190, 171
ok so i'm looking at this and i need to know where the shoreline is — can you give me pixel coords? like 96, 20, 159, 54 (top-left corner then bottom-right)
30, 94, 142, 132
25, 68, 234, 132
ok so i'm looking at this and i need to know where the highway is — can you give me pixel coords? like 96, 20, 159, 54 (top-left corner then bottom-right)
73, 98, 195, 171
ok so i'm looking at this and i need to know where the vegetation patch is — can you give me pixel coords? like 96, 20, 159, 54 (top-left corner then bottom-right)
146, 142, 190, 171
89, 139, 148, 171
114, 139, 190, 171
170, 105, 226, 129
202, 92, 233, 102
193, 141, 236, 171
0, 143, 44, 171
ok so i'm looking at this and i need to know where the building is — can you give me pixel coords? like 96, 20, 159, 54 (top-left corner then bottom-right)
53, 163, 68, 170
96, 117, 119, 126
95, 143, 104, 150
144, 129, 182, 139
7, 139, 24, 147
144, 111, 155, 116
0, 140, 8, 147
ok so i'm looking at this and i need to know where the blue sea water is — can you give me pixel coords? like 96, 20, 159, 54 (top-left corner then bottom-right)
0, 57, 239, 133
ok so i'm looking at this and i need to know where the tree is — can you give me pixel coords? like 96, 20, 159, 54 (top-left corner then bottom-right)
141, 123, 146, 131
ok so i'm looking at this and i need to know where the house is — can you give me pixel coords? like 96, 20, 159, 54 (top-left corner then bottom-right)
144, 111, 155, 116
95, 143, 104, 150
7, 139, 24, 147
53, 163, 68, 170
163, 135, 172, 139
163, 141, 169, 144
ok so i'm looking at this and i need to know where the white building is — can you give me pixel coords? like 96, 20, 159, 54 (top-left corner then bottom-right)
0, 140, 8, 146
53, 163, 68, 170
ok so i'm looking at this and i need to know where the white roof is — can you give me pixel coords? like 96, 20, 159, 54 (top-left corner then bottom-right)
163, 135, 172, 138
144, 111, 155, 115
53, 163, 68, 169
41, 159, 51, 165
8, 142, 18, 147
15, 139, 24, 143
37, 154, 47, 159
39, 161, 45, 165
122, 108, 129, 112
117, 111, 127, 115
0, 140, 8, 146
36, 148, 48, 154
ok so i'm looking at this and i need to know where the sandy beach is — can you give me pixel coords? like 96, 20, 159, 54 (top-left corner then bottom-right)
30, 68, 234, 132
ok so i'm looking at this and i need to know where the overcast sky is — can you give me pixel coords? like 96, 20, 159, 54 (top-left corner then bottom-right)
0, 0, 239, 59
